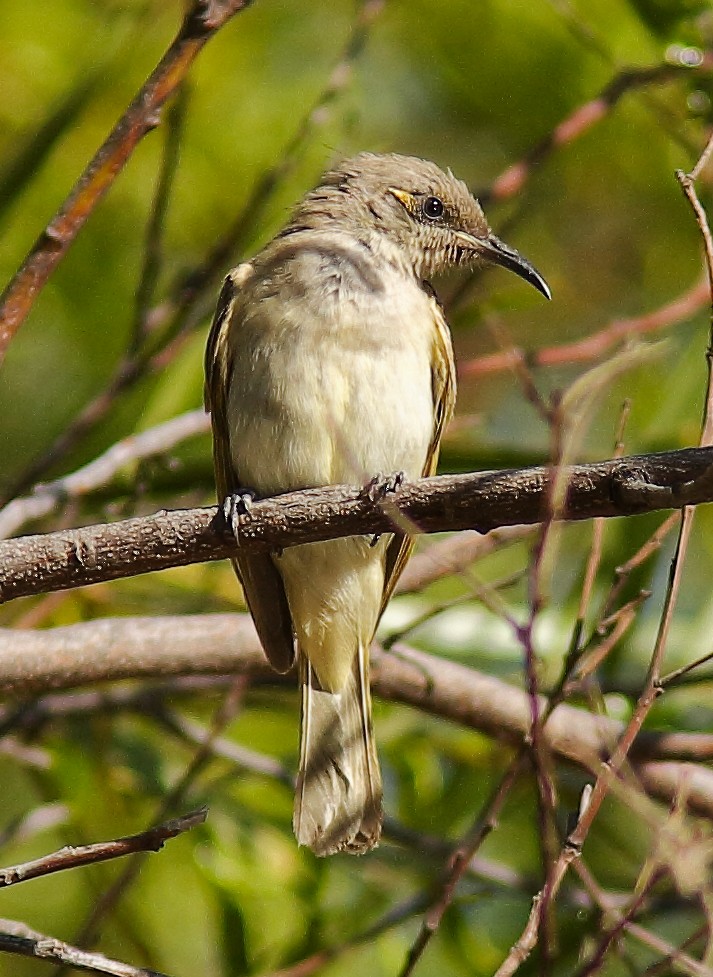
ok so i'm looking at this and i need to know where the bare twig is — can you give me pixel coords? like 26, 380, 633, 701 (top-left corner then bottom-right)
70, 681, 243, 951
0, 803, 69, 851
154, 707, 294, 786
394, 527, 534, 595
601, 511, 679, 621
3, 0, 383, 502
519, 398, 564, 964
556, 401, 633, 692
0, 809, 206, 888
571, 867, 666, 977
460, 275, 709, 379
262, 893, 430, 977
0, 918, 171, 976
574, 861, 712, 977
155, 0, 386, 339
492, 124, 713, 977
129, 84, 189, 353
492, 517, 695, 977
0, 409, 209, 539
0, 0, 252, 364
481, 57, 713, 205
397, 755, 526, 977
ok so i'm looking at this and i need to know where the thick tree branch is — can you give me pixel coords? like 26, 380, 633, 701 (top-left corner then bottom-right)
2, 448, 713, 603
2, 614, 713, 818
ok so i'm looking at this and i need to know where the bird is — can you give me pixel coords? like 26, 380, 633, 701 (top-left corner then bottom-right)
204, 152, 550, 856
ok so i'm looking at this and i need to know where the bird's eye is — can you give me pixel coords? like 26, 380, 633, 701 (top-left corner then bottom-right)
422, 196, 444, 220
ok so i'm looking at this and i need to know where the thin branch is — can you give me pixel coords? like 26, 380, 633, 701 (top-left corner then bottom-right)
156, 0, 386, 335
677, 141, 713, 445
2, 0, 383, 502
661, 648, 713, 688
0, 918, 171, 977
263, 893, 430, 977
558, 401, 633, 691
600, 510, 679, 621
129, 84, 189, 354
0, 409, 209, 539
154, 707, 294, 786
493, 530, 694, 977
0, 809, 206, 887
520, 398, 564, 964
393, 526, 534, 595
4, 447, 713, 603
0, 76, 98, 223
572, 868, 666, 977
480, 56, 713, 205
0, 803, 69, 850
459, 275, 709, 380
0, 0, 252, 364
70, 681, 243, 951
397, 755, 526, 977
493, 128, 713, 977
574, 861, 712, 977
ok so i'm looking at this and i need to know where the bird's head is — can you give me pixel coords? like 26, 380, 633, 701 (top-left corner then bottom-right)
302, 152, 550, 298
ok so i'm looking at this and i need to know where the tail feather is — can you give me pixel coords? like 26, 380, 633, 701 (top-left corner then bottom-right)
294, 643, 383, 856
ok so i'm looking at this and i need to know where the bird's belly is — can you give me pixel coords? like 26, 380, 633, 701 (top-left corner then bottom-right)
225, 275, 441, 691
229, 329, 434, 495
229, 329, 435, 691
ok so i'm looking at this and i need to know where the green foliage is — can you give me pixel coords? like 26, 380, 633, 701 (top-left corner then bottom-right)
2, 0, 713, 974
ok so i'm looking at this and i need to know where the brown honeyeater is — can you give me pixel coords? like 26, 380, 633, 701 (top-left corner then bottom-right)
204, 153, 550, 856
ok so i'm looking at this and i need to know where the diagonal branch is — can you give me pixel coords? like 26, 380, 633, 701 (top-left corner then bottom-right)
2, 447, 713, 603
0, 409, 210, 540
0, 0, 252, 365
0, 809, 206, 888
0, 919, 171, 977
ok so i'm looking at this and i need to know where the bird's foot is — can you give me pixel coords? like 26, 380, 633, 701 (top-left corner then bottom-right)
223, 490, 256, 542
364, 470, 405, 504
364, 471, 405, 547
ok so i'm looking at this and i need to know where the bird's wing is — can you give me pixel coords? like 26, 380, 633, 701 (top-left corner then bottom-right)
380, 292, 456, 614
205, 268, 296, 673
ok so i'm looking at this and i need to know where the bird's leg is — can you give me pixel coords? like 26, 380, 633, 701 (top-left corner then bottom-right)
364, 470, 405, 504
363, 471, 405, 546
223, 490, 256, 543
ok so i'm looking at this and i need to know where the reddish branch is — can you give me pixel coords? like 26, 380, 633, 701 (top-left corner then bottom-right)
492, 121, 713, 977
0, 0, 383, 502
460, 275, 709, 379
0, 0, 252, 365
483, 56, 713, 205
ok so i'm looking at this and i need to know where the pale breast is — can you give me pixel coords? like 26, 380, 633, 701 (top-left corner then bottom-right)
226, 232, 437, 495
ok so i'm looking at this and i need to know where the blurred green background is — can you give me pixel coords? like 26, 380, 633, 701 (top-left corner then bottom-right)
2, 1, 713, 974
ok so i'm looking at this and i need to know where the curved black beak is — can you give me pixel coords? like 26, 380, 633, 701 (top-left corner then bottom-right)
456, 231, 551, 300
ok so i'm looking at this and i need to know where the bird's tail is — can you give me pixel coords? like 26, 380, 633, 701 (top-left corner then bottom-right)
294, 643, 383, 856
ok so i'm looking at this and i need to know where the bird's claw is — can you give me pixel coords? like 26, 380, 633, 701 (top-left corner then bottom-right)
364, 470, 405, 504
223, 490, 256, 542
364, 471, 405, 547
